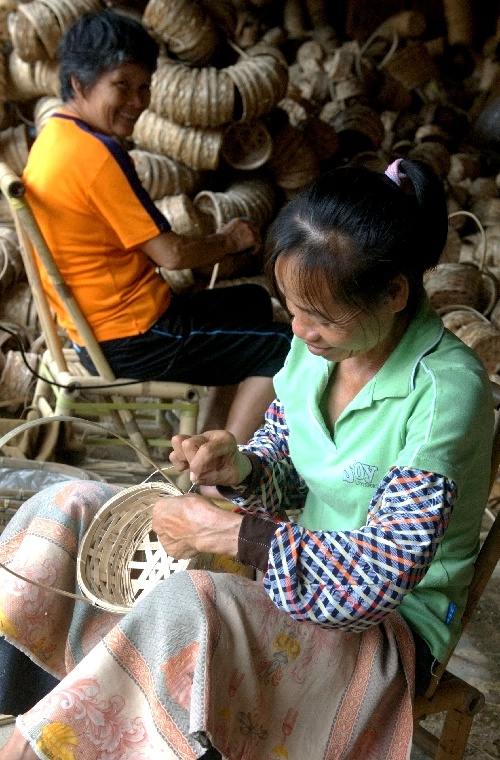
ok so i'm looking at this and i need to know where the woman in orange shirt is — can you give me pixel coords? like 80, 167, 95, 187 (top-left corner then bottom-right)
24, 9, 292, 445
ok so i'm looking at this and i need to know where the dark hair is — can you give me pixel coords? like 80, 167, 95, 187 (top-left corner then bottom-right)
58, 9, 159, 101
265, 159, 448, 319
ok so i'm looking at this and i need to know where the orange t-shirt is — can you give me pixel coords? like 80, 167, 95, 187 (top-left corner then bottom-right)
23, 110, 172, 344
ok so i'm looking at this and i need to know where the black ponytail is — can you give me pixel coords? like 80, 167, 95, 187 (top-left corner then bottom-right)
265, 159, 448, 316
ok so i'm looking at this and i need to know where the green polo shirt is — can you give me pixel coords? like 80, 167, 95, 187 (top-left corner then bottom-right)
273, 294, 493, 662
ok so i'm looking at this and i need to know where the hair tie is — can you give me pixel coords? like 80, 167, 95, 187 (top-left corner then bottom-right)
384, 158, 415, 195
384, 158, 405, 186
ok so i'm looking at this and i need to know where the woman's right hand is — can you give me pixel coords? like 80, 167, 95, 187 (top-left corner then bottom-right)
169, 430, 252, 487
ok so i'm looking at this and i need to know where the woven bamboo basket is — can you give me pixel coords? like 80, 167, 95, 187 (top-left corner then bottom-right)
0, 349, 39, 412
442, 0, 473, 46
142, 0, 220, 66
0, 123, 30, 176
0, 0, 17, 42
7, 50, 60, 101
155, 193, 207, 236
150, 61, 235, 129
0, 280, 39, 331
226, 49, 288, 122
376, 10, 427, 40
130, 149, 201, 201
267, 122, 319, 197
33, 95, 64, 133
0, 227, 23, 291
471, 197, 500, 227
380, 40, 439, 90
332, 104, 385, 149
154, 194, 202, 293
10, 0, 101, 62
424, 262, 483, 311
76, 482, 189, 613
0, 49, 5, 126
447, 153, 482, 185
441, 307, 500, 375
439, 226, 462, 264
8, 9, 49, 63
221, 119, 273, 170
408, 141, 451, 181
133, 110, 222, 171
194, 176, 275, 231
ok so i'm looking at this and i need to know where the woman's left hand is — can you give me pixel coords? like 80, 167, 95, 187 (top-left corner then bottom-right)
152, 494, 243, 559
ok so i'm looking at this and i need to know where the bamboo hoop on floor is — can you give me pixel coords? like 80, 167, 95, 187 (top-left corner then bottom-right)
150, 61, 235, 129
130, 149, 201, 200
142, 0, 221, 65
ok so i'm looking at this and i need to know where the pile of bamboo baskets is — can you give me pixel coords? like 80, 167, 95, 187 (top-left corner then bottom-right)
1, 0, 500, 393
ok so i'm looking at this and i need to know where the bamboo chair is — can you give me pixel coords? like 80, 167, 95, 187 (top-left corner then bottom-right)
0, 162, 199, 484
412, 379, 500, 759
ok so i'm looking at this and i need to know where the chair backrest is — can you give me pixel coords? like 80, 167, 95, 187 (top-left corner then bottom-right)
0, 162, 119, 383
424, 379, 500, 696
0, 161, 165, 463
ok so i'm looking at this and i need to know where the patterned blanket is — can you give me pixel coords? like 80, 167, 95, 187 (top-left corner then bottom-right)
0, 480, 415, 760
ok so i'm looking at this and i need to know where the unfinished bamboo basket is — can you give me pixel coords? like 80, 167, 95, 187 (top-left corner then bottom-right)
155, 193, 207, 236
332, 103, 385, 149
375, 10, 427, 40
408, 141, 451, 181
9, 0, 101, 62
471, 197, 500, 227
0, 349, 39, 413
0, 227, 23, 291
439, 305, 500, 375
154, 193, 205, 293
7, 50, 60, 100
130, 149, 201, 200
194, 176, 275, 231
0, 0, 17, 42
380, 40, 439, 90
226, 48, 288, 121
442, 0, 473, 47
267, 122, 319, 197
221, 119, 273, 170
0, 280, 39, 331
133, 110, 222, 171
76, 482, 189, 614
0, 52, 5, 127
0, 124, 30, 176
142, 0, 221, 65
150, 60, 235, 129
